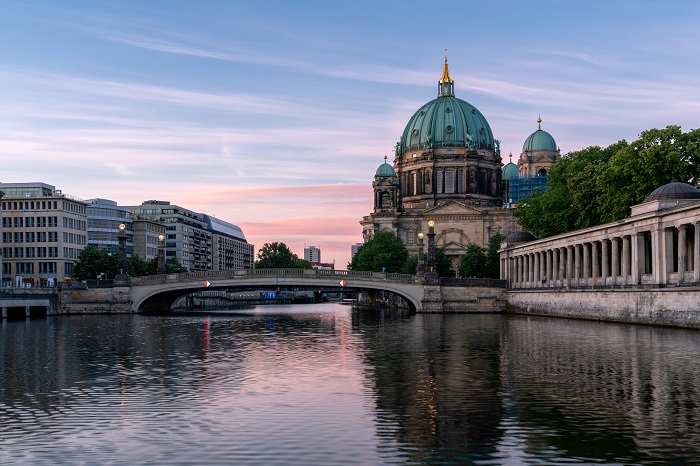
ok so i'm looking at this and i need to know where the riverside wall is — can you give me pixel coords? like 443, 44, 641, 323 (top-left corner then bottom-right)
507, 288, 700, 328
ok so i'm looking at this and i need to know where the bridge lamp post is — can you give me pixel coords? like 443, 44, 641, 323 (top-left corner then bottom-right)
427, 220, 436, 273
417, 232, 425, 275
157, 234, 166, 274
115, 223, 129, 284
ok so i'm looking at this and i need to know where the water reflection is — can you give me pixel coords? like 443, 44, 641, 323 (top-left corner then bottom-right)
1, 306, 699, 465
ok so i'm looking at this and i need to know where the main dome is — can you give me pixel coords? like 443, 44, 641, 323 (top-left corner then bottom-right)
398, 60, 494, 154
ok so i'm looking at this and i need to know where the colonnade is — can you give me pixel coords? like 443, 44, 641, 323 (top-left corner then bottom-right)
501, 223, 700, 289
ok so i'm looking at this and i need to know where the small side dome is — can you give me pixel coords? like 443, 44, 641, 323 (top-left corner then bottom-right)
644, 182, 700, 202
506, 231, 537, 243
375, 161, 397, 178
522, 117, 557, 152
502, 162, 519, 180
523, 129, 557, 152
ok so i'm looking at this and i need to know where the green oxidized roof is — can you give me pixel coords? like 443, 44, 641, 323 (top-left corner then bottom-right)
398, 60, 494, 154
400, 96, 495, 153
375, 160, 397, 177
522, 118, 557, 152
501, 162, 519, 180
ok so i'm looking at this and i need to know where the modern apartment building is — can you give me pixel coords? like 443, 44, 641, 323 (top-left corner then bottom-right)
132, 219, 166, 261
126, 200, 212, 272
203, 215, 254, 270
0, 182, 87, 286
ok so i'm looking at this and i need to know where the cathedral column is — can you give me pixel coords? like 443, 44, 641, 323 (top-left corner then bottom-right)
534, 253, 540, 286
559, 247, 567, 287
574, 244, 581, 285
547, 250, 554, 287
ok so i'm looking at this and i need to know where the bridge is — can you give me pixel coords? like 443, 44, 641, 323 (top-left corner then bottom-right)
128, 269, 428, 312
3, 269, 507, 317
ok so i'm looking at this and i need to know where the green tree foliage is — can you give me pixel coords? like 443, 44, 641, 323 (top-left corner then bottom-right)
486, 233, 505, 278
75, 247, 190, 280
515, 126, 700, 238
74, 245, 116, 280
255, 242, 312, 269
164, 257, 188, 274
458, 234, 504, 279
350, 231, 409, 273
459, 244, 487, 278
400, 255, 418, 275
435, 247, 455, 277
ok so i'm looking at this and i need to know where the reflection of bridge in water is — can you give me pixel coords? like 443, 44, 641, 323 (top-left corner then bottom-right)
1, 269, 507, 317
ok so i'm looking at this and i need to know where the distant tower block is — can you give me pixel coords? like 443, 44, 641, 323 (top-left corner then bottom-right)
304, 245, 321, 263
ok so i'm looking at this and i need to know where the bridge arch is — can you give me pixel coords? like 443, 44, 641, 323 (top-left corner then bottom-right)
130, 269, 425, 313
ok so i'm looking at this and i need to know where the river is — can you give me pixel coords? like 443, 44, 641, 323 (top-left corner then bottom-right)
1, 303, 699, 465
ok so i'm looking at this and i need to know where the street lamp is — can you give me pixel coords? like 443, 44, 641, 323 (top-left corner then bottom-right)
417, 232, 425, 274
115, 223, 129, 283
427, 220, 436, 272
157, 234, 166, 274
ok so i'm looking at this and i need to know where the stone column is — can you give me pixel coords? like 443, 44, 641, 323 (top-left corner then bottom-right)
547, 250, 554, 287
574, 244, 581, 285
622, 235, 630, 285
550, 249, 557, 287
534, 252, 541, 287
592, 241, 599, 285
559, 247, 566, 286
583, 243, 590, 284
695, 222, 700, 283
528, 254, 534, 287
611, 237, 620, 286
632, 232, 641, 286
601, 240, 609, 286
679, 225, 687, 284
566, 246, 573, 288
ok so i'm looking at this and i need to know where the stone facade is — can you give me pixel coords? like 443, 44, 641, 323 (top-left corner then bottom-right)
500, 184, 700, 327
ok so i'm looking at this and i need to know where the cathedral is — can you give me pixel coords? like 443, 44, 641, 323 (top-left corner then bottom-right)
360, 58, 560, 269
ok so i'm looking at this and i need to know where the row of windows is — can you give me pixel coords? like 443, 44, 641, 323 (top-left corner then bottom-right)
62, 232, 87, 245
62, 217, 87, 230
62, 201, 86, 215
3, 247, 59, 258
2, 216, 59, 228
1, 262, 59, 275
2, 200, 58, 211
3, 232, 59, 243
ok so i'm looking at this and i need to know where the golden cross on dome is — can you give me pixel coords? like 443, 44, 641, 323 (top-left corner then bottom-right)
537, 114, 542, 130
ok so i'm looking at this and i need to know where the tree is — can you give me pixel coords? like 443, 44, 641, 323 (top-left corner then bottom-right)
255, 242, 311, 269
74, 245, 116, 280
435, 247, 455, 277
485, 233, 505, 278
350, 231, 409, 273
164, 257, 188, 273
515, 126, 700, 239
459, 243, 487, 278
400, 254, 418, 275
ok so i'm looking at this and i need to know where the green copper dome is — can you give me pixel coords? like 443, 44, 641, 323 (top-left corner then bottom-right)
375, 160, 397, 177
502, 161, 519, 180
523, 118, 557, 152
398, 60, 494, 154
399, 96, 495, 154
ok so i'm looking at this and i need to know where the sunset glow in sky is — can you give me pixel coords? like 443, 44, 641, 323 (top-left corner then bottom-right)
2, 1, 700, 267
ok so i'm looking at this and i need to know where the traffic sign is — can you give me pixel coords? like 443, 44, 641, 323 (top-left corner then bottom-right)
339, 280, 347, 287
204, 281, 211, 287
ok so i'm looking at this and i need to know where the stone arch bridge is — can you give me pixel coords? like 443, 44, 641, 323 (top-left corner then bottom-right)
46, 269, 506, 316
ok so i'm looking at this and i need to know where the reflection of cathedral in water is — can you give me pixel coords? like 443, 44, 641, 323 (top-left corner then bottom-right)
361, 59, 560, 269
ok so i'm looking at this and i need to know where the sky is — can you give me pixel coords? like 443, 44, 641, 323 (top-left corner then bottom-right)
1, 0, 700, 268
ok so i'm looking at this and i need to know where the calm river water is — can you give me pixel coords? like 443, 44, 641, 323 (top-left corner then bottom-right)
1, 303, 699, 465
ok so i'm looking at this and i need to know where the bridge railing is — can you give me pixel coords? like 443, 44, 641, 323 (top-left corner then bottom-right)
129, 268, 420, 286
